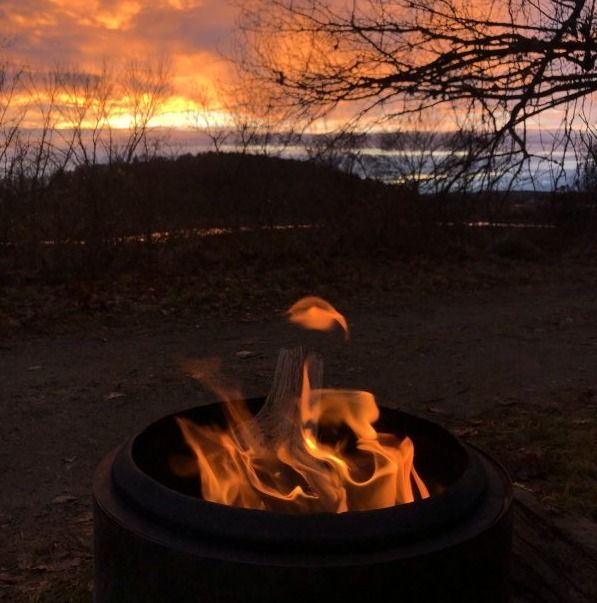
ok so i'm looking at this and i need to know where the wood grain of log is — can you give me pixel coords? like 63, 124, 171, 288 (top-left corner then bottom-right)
257, 346, 322, 446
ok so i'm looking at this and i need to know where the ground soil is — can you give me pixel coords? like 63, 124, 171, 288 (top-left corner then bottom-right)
1, 278, 597, 601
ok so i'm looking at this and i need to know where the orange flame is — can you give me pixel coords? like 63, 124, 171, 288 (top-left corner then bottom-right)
175, 298, 429, 513
287, 296, 349, 339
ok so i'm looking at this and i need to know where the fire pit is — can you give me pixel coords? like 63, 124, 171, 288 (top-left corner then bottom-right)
93, 298, 513, 602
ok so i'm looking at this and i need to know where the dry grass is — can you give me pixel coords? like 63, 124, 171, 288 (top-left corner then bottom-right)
2, 241, 597, 335
464, 389, 597, 519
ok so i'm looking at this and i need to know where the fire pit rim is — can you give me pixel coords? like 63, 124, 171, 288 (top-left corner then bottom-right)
108, 399, 491, 550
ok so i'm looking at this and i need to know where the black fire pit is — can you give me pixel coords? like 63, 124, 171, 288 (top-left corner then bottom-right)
93, 399, 513, 602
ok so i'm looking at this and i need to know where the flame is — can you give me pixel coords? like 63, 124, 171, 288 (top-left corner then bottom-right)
176, 360, 429, 512
174, 297, 429, 513
287, 296, 349, 339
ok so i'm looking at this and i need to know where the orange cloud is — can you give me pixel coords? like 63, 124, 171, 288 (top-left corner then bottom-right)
0, 0, 234, 126
44, 1, 206, 31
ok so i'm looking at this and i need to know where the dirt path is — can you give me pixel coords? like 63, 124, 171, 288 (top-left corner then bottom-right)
1, 281, 596, 601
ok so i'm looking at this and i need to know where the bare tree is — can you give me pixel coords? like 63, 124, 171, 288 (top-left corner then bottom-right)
220, 68, 298, 155
236, 0, 597, 188
0, 61, 26, 243
52, 59, 170, 166
187, 85, 230, 153
575, 110, 597, 191
113, 59, 171, 164
54, 62, 116, 168
376, 110, 462, 194
24, 70, 64, 180
302, 128, 369, 175
0, 42, 23, 166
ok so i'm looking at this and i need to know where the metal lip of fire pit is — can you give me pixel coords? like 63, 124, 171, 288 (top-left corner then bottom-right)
95, 399, 511, 557
93, 399, 513, 602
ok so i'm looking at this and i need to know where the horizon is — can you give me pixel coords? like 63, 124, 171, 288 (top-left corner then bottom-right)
0, 1, 595, 194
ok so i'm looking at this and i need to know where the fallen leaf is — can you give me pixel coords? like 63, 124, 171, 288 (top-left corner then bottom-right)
236, 350, 259, 359
104, 392, 125, 400
572, 418, 592, 425
51, 495, 77, 504
32, 558, 83, 572
427, 405, 452, 416
497, 398, 517, 407
452, 426, 478, 438
513, 481, 535, 494
27, 365, 43, 371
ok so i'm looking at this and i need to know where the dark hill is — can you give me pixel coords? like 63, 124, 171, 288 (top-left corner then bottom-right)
19, 153, 388, 242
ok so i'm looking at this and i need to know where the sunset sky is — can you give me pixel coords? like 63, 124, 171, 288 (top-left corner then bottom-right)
1, 0, 238, 126
0, 1, 582, 134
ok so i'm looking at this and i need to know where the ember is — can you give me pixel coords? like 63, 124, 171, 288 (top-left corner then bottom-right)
173, 297, 429, 513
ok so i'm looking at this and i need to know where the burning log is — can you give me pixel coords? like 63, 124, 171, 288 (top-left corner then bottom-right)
94, 397, 513, 602
93, 296, 513, 601
257, 346, 323, 448
177, 344, 429, 512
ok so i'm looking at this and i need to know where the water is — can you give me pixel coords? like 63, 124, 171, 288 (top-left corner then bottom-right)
166, 133, 582, 193
7, 128, 586, 192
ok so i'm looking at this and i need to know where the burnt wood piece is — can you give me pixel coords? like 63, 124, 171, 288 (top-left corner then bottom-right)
511, 486, 597, 603
257, 346, 323, 447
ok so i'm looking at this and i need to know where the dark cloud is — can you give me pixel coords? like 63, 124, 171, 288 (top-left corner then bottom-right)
129, 3, 234, 54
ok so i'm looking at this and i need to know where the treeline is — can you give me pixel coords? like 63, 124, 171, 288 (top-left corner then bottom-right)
0, 61, 596, 286
1, 151, 595, 285
0, 152, 385, 244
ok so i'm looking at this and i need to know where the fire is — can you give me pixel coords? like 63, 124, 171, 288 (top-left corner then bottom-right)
287, 296, 349, 339
175, 297, 429, 513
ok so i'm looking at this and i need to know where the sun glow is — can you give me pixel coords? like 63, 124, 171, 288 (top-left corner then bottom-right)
0, 1, 235, 132
3, 66, 232, 131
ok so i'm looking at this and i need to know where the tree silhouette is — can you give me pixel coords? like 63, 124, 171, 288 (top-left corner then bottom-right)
236, 0, 597, 188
